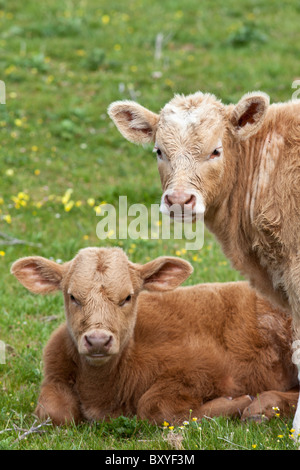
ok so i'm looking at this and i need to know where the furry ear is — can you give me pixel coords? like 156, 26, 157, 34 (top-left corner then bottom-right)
138, 256, 193, 291
230, 91, 269, 140
108, 100, 159, 144
11, 256, 64, 294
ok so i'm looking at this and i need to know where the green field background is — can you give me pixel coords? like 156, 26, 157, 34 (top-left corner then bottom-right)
0, 0, 299, 450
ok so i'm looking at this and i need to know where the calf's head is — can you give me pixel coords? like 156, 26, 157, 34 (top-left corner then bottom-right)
11, 247, 192, 365
108, 91, 269, 220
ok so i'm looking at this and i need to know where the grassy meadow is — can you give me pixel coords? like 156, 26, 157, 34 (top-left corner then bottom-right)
0, 0, 300, 450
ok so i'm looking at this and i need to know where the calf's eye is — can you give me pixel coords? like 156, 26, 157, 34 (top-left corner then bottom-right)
209, 148, 222, 159
70, 294, 81, 306
119, 294, 132, 307
153, 147, 162, 159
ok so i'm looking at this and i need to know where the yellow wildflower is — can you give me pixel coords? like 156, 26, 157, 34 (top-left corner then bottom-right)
94, 205, 102, 215
102, 14, 110, 24
18, 192, 29, 201
3, 214, 11, 224
62, 188, 73, 205
4, 65, 17, 75
64, 201, 74, 212
165, 78, 174, 88
87, 198, 95, 207
34, 169, 40, 175
174, 10, 183, 19
0, 251, 5, 256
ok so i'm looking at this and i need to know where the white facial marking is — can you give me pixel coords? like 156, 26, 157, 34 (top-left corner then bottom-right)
163, 103, 203, 127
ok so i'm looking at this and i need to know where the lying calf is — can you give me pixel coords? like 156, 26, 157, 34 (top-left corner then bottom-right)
11, 247, 298, 425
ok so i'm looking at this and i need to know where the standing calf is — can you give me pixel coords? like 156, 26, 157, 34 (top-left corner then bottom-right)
12, 247, 297, 426
108, 91, 300, 430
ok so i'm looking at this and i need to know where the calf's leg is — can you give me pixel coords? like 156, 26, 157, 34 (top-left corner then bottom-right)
35, 382, 82, 426
241, 388, 299, 423
197, 395, 253, 419
137, 376, 253, 425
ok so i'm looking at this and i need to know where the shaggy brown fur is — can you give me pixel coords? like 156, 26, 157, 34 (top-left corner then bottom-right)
11, 247, 298, 425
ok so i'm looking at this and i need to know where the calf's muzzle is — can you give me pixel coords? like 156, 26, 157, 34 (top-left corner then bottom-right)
82, 330, 114, 357
164, 192, 196, 209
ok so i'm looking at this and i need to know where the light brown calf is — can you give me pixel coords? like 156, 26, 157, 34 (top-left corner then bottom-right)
108, 91, 300, 430
11, 247, 298, 425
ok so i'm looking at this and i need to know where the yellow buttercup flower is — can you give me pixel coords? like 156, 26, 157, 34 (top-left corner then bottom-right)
87, 198, 95, 207
102, 14, 110, 24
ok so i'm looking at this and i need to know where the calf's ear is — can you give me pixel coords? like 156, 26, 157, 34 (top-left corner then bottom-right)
108, 100, 159, 144
11, 256, 64, 294
139, 256, 193, 291
230, 91, 269, 140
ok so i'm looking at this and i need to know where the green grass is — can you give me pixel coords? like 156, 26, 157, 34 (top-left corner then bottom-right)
0, 0, 299, 450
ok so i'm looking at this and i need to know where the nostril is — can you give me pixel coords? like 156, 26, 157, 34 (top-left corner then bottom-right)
164, 194, 172, 207
164, 192, 196, 208
104, 335, 113, 350
84, 335, 93, 349
83, 332, 114, 354
185, 194, 196, 207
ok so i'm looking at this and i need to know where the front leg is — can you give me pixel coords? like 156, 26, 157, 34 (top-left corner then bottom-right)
137, 385, 253, 425
35, 324, 82, 426
35, 382, 82, 425
137, 377, 205, 425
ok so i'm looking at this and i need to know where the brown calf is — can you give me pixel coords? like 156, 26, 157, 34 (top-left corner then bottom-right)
12, 247, 297, 425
